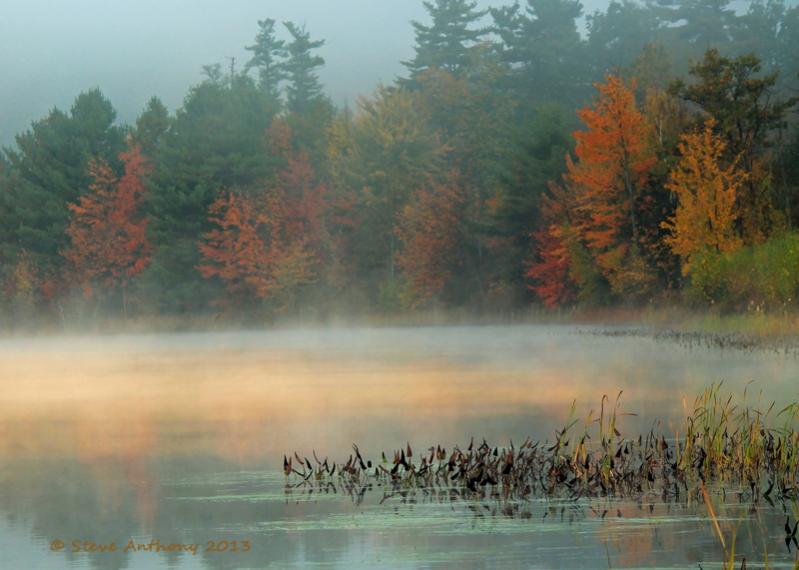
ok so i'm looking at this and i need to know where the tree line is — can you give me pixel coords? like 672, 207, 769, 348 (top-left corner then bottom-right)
1, 0, 799, 323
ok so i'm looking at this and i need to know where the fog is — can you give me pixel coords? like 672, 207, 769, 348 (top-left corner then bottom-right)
2, 326, 798, 567
3, 0, 799, 564
0, 0, 617, 144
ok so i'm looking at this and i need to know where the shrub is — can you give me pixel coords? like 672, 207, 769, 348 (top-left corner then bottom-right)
688, 232, 799, 311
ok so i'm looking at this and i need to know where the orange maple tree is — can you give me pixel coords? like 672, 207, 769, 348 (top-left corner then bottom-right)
64, 142, 152, 307
395, 172, 465, 307
662, 119, 746, 274
527, 75, 657, 306
567, 74, 656, 295
198, 123, 328, 306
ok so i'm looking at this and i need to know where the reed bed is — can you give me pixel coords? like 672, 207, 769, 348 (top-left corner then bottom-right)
286, 385, 799, 506
582, 327, 799, 355
286, 385, 799, 568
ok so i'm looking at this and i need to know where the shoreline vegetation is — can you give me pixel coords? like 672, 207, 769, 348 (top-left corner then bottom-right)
286, 385, 799, 568
286, 385, 799, 501
1, 0, 798, 328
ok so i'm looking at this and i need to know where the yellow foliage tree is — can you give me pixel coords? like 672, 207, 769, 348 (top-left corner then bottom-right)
662, 119, 747, 274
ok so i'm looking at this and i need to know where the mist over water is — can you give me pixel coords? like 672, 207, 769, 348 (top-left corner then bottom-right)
1, 325, 797, 568
2, 0, 799, 565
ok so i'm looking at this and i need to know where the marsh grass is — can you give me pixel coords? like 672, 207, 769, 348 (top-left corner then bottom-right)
286, 384, 799, 566
286, 384, 799, 501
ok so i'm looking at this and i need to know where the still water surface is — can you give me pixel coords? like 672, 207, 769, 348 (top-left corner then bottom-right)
1, 325, 798, 568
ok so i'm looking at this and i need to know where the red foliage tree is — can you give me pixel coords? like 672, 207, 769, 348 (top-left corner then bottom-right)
567, 75, 657, 294
395, 173, 465, 307
526, 183, 578, 308
64, 142, 152, 312
527, 76, 657, 307
198, 124, 328, 307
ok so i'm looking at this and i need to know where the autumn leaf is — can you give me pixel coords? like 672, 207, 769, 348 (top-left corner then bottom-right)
662, 118, 746, 274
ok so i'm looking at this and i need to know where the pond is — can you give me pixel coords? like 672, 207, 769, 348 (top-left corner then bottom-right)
1, 324, 797, 568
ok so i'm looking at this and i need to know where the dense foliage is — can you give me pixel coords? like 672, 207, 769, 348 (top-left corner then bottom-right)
2, 0, 799, 322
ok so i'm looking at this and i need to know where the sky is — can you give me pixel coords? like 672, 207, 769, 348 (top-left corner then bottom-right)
0, 0, 610, 145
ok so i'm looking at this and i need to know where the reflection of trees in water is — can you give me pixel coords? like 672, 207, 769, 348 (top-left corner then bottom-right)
0, 455, 404, 569
2, 454, 798, 568
285, 478, 798, 567
2, 457, 140, 570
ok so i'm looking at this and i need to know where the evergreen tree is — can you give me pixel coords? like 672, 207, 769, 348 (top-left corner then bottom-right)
671, 49, 798, 242
732, 0, 786, 69
494, 105, 572, 290
777, 128, 799, 227
587, 1, 661, 72
652, 0, 737, 65
491, 0, 587, 106
283, 22, 325, 114
201, 63, 225, 85
777, 3, 799, 91
404, 0, 487, 79
133, 96, 170, 155
244, 18, 288, 105
140, 75, 278, 312
2, 89, 124, 290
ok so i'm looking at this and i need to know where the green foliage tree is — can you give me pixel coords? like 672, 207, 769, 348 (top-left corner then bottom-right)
777, 3, 799, 88
653, 0, 737, 52
404, 0, 487, 79
329, 86, 448, 305
133, 96, 170, 155
283, 22, 325, 114
2, 4, 799, 319
140, 75, 279, 312
244, 18, 288, 105
2, 89, 125, 294
671, 49, 798, 242
732, 0, 786, 68
491, 0, 587, 106
587, 1, 661, 71
494, 106, 572, 287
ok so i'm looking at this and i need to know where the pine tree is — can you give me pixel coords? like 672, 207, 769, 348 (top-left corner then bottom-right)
245, 18, 288, 105
141, 75, 277, 312
671, 49, 798, 242
283, 22, 325, 114
491, 0, 586, 105
586, 1, 661, 72
3, 89, 125, 291
654, 0, 737, 49
134, 96, 170, 155
404, 0, 487, 78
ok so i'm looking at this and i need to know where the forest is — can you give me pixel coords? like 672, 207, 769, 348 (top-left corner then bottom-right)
1, 0, 799, 324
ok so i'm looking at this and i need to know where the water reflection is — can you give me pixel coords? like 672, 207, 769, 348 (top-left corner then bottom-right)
1, 325, 798, 568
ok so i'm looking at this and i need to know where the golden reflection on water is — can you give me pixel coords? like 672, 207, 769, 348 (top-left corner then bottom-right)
0, 327, 797, 568
0, 339, 654, 462
0, 327, 793, 464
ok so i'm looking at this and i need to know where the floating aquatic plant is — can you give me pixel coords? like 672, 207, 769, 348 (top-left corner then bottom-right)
285, 385, 799, 507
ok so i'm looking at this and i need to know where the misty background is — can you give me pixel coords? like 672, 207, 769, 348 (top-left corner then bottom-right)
0, 0, 618, 144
